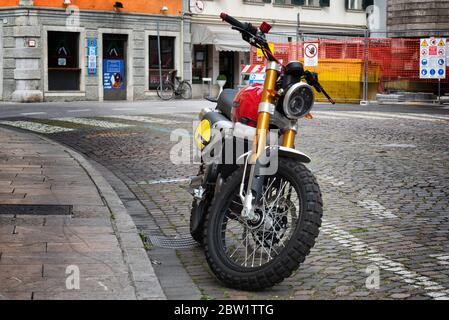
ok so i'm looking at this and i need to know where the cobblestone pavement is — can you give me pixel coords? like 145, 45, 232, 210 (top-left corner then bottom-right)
1, 103, 449, 300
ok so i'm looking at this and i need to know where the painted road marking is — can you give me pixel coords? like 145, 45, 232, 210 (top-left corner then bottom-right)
112, 108, 137, 111
314, 111, 449, 123
430, 254, 449, 266
20, 112, 47, 116
67, 109, 92, 113
346, 111, 449, 122
105, 115, 188, 125
357, 199, 398, 219
318, 174, 345, 187
314, 112, 390, 121
0, 121, 74, 134
54, 117, 132, 129
138, 178, 190, 185
322, 222, 449, 300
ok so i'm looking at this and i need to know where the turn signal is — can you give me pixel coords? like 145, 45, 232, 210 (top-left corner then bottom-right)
260, 21, 272, 34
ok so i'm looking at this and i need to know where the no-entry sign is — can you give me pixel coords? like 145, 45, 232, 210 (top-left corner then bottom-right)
420, 37, 446, 79
304, 43, 318, 67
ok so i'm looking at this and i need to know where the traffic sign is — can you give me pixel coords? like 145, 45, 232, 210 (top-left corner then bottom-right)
420, 38, 446, 79
304, 43, 318, 67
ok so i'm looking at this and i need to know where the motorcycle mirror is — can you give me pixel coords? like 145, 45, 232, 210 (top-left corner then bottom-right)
259, 21, 272, 34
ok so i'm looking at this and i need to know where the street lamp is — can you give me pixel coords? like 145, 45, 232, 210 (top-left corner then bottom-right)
113, 2, 124, 12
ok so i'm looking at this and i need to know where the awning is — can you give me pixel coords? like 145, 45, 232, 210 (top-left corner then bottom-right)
191, 24, 250, 52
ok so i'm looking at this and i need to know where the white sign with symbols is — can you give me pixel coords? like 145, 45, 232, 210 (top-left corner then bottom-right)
420, 38, 446, 79
304, 43, 319, 67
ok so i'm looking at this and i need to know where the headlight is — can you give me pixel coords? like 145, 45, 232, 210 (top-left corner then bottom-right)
283, 82, 315, 120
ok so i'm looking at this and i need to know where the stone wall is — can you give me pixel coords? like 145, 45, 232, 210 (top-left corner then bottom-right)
0, 5, 190, 102
387, 0, 449, 37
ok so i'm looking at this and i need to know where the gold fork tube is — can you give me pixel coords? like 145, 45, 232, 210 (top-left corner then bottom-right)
282, 129, 296, 148
250, 66, 279, 163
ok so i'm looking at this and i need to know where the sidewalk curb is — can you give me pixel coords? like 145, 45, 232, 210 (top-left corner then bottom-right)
8, 127, 167, 300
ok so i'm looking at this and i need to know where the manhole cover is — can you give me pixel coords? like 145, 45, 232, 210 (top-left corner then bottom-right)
0, 204, 73, 215
148, 235, 198, 249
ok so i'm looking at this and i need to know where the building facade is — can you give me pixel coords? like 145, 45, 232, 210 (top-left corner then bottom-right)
0, 0, 190, 102
387, 0, 449, 38
188, 0, 369, 97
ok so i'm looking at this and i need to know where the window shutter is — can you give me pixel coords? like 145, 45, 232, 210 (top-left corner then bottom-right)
320, 0, 330, 7
345, 0, 349, 10
362, 0, 374, 10
263, 0, 272, 3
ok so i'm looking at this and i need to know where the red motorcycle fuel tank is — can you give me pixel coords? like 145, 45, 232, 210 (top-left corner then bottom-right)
232, 84, 264, 127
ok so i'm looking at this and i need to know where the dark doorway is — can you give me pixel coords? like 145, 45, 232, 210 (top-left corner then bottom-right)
103, 34, 128, 100
219, 51, 235, 89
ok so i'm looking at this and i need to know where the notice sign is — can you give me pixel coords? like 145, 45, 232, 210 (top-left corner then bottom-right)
420, 38, 446, 79
87, 38, 97, 75
304, 43, 318, 67
248, 73, 266, 85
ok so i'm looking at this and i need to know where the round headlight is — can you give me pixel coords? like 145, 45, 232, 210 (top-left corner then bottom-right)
283, 82, 315, 120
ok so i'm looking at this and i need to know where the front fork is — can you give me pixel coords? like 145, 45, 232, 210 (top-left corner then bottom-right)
240, 62, 296, 221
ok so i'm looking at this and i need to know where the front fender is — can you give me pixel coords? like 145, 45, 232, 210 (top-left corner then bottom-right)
277, 146, 311, 164
236, 146, 311, 164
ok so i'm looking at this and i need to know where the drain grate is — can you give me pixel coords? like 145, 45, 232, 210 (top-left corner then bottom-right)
0, 204, 73, 216
148, 235, 198, 249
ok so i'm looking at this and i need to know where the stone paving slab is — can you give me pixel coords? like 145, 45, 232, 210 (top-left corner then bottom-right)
0, 126, 165, 300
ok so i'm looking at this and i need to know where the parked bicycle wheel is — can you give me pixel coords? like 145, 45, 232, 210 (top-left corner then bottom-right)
179, 81, 192, 100
157, 83, 175, 100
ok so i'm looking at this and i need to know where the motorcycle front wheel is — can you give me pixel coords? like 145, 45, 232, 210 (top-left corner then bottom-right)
203, 157, 323, 290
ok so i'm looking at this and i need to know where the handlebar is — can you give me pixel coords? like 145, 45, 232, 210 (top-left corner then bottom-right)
220, 13, 258, 36
220, 13, 335, 104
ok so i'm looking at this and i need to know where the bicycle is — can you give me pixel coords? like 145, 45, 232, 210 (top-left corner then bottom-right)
157, 70, 192, 100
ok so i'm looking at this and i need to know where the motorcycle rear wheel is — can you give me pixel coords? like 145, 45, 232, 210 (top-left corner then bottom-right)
203, 157, 322, 290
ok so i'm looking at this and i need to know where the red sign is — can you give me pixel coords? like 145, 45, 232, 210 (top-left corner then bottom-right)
429, 46, 437, 55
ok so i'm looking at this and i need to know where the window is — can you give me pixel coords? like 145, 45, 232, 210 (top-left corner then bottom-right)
273, 0, 327, 6
47, 31, 80, 91
244, 0, 272, 4
346, 0, 363, 10
192, 45, 209, 84
304, 0, 320, 6
148, 36, 175, 90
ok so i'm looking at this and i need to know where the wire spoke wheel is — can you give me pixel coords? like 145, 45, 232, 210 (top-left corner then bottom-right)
157, 83, 174, 100
221, 175, 300, 269
204, 158, 322, 290
179, 81, 192, 99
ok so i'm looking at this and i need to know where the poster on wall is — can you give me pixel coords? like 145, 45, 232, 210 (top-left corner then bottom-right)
420, 37, 446, 79
87, 38, 97, 75
103, 59, 125, 90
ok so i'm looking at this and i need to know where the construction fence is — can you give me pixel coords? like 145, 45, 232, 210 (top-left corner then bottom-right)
249, 32, 449, 104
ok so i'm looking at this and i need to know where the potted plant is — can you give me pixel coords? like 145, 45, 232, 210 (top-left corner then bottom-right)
216, 74, 227, 95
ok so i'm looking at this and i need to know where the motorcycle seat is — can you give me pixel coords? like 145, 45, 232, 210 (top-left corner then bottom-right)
216, 89, 238, 119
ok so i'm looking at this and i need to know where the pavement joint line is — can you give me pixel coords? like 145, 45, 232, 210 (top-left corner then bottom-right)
29, 130, 166, 300
322, 221, 449, 300
0, 120, 74, 134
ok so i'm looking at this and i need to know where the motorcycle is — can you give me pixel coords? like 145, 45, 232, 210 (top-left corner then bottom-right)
189, 13, 335, 290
